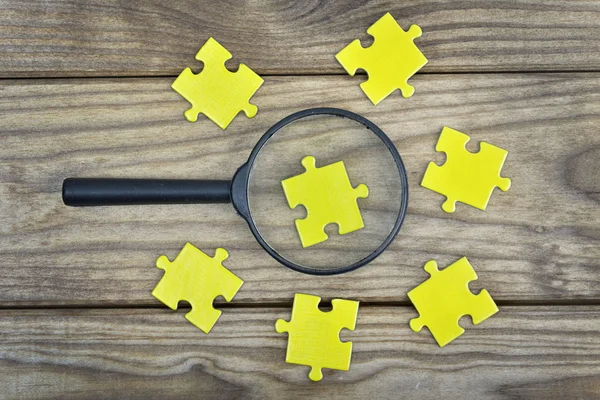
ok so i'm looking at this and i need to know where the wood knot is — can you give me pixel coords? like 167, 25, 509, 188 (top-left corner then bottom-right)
566, 147, 600, 203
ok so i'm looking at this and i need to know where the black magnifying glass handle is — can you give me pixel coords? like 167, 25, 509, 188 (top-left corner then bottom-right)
62, 178, 231, 206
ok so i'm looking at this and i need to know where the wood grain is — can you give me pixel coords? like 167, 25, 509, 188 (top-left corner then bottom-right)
1, 0, 600, 77
0, 306, 598, 399
2, 2, 598, 398
1, 74, 599, 306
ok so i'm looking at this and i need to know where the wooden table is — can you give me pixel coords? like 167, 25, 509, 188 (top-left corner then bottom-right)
1, 1, 599, 398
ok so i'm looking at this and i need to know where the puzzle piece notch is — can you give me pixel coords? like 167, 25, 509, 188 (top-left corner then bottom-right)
281, 156, 369, 248
275, 293, 359, 381
408, 258, 498, 347
335, 12, 428, 105
152, 243, 244, 333
171, 37, 264, 129
421, 126, 511, 213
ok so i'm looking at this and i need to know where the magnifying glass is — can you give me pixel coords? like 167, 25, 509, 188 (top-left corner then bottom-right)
63, 108, 408, 275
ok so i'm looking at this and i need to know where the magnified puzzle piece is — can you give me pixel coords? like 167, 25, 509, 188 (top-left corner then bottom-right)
421, 127, 511, 213
172, 37, 264, 129
275, 293, 359, 381
152, 243, 243, 333
408, 257, 498, 347
281, 156, 369, 248
335, 12, 428, 105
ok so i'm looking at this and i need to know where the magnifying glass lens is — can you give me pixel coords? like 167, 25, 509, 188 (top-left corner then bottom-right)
247, 113, 406, 274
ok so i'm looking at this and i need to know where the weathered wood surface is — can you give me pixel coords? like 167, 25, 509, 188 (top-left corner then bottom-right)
1, 74, 599, 306
0, 306, 598, 399
1, 0, 600, 77
2, 1, 599, 398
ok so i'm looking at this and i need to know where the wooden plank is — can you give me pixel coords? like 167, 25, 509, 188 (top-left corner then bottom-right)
1, 0, 600, 77
0, 306, 598, 399
1, 74, 599, 306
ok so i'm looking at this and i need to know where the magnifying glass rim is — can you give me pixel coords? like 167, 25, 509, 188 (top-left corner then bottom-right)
233, 107, 409, 276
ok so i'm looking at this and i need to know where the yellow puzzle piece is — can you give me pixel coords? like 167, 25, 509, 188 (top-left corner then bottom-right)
152, 243, 243, 333
421, 127, 511, 213
408, 258, 498, 347
335, 12, 428, 105
275, 293, 359, 381
281, 156, 369, 248
171, 37, 264, 129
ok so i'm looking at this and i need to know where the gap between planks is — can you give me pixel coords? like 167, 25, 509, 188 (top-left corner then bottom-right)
2, 299, 600, 311
2, 69, 600, 82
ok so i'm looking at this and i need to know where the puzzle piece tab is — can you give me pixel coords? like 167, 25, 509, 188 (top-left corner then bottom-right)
152, 243, 243, 333
171, 37, 264, 129
421, 127, 511, 213
408, 258, 498, 347
275, 293, 359, 381
335, 12, 428, 105
281, 156, 369, 248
